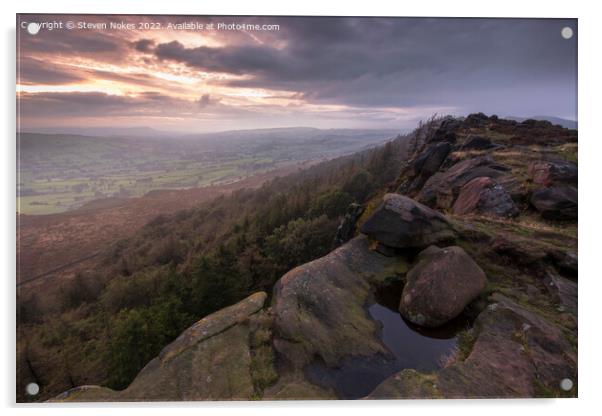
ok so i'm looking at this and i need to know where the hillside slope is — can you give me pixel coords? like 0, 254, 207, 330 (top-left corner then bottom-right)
18, 129, 409, 402
53, 114, 577, 401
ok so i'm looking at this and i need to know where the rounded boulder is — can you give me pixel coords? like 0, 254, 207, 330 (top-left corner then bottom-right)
399, 245, 487, 327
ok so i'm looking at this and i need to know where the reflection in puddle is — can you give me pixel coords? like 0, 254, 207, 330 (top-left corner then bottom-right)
304, 281, 471, 399
368, 279, 472, 372
368, 303, 457, 372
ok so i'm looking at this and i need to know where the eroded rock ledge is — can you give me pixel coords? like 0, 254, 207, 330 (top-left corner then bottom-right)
52, 292, 268, 402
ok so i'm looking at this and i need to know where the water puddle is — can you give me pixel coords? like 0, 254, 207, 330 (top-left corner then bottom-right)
304, 280, 471, 399
368, 281, 470, 371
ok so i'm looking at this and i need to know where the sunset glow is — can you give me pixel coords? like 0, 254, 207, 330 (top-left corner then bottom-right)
17, 15, 577, 132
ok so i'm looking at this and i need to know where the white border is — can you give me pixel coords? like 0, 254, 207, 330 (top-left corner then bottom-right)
2, 1, 600, 415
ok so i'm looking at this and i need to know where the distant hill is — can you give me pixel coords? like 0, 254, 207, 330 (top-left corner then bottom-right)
22, 126, 170, 138
506, 115, 577, 129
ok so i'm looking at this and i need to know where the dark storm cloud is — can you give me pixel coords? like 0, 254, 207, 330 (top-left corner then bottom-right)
145, 17, 577, 116
19, 91, 229, 119
133, 38, 155, 53
19, 91, 186, 117
17, 15, 577, 125
154, 41, 286, 76
18, 57, 85, 85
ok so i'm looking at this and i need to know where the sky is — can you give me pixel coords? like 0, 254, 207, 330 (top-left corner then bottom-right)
16, 15, 577, 133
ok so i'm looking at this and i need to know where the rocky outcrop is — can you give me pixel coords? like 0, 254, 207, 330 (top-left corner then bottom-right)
461, 136, 497, 150
268, 235, 408, 398
464, 112, 490, 127
370, 295, 577, 399
452, 176, 519, 217
53, 292, 269, 402
429, 117, 461, 143
531, 186, 577, 220
436, 294, 577, 398
398, 246, 487, 327
405, 142, 452, 192
359, 194, 454, 249
529, 160, 577, 187
512, 119, 578, 146
417, 156, 510, 209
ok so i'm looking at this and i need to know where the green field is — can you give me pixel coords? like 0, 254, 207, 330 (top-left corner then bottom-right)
17, 128, 397, 214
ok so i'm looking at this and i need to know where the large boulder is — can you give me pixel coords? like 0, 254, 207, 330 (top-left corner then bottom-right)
359, 194, 454, 249
406, 142, 452, 192
452, 176, 519, 217
530, 186, 577, 220
268, 235, 408, 398
417, 156, 510, 209
399, 246, 487, 327
428, 117, 461, 143
528, 160, 577, 187
398, 142, 452, 195
413, 143, 452, 177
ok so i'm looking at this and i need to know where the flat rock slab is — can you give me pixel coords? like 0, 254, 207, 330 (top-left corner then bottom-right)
452, 176, 518, 217
159, 291, 267, 363
53, 292, 267, 402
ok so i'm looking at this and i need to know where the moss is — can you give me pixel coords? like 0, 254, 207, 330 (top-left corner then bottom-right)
250, 345, 278, 391
456, 328, 477, 361
533, 380, 556, 398
370, 369, 443, 399
249, 391, 262, 400
366, 255, 409, 285
356, 192, 386, 228
482, 128, 514, 143
533, 379, 576, 398
248, 318, 278, 397
265, 377, 336, 400
401, 371, 443, 399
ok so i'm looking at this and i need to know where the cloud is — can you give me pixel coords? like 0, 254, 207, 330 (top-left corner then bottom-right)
19, 91, 188, 118
197, 94, 220, 108
133, 38, 155, 53
138, 17, 576, 118
18, 91, 242, 122
153, 41, 287, 76
18, 57, 85, 85
17, 15, 578, 129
